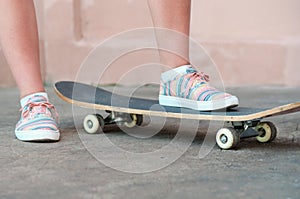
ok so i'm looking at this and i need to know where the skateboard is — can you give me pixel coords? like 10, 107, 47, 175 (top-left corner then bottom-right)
54, 81, 300, 150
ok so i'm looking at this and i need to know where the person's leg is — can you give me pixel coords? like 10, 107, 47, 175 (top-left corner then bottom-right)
148, 0, 191, 68
148, 0, 239, 111
0, 0, 59, 141
0, 0, 44, 98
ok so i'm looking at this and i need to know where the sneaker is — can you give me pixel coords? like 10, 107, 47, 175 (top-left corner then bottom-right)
159, 65, 239, 111
15, 94, 60, 141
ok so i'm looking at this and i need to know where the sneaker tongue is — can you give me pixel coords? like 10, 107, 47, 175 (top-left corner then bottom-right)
185, 67, 210, 83
30, 101, 53, 118
28, 95, 48, 104
186, 67, 198, 74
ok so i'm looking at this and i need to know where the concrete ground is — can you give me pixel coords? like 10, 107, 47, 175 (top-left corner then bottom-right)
1, 85, 300, 199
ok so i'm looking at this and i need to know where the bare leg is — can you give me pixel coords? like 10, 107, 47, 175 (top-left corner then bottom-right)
148, 0, 239, 111
0, 0, 59, 142
148, 0, 191, 68
0, 0, 44, 98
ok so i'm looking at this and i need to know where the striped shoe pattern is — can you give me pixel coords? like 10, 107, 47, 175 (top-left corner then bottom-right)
159, 67, 239, 111
15, 95, 60, 141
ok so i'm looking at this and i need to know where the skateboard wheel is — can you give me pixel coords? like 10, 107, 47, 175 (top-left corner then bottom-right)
255, 121, 277, 143
124, 114, 143, 128
216, 127, 240, 150
83, 114, 104, 134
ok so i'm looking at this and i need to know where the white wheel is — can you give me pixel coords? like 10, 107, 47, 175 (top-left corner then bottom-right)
123, 114, 143, 128
124, 114, 138, 128
256, 121, 277, 143
216, 127, 240, 150
83, 114, 104, 134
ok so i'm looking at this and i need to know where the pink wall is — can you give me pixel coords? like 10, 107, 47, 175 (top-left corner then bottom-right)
0, 0, 299, 87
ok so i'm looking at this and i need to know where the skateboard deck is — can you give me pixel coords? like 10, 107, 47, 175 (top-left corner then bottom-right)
54, 81, 300, 149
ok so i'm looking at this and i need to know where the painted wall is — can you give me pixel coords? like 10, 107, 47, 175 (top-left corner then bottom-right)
0, 0, 299, 87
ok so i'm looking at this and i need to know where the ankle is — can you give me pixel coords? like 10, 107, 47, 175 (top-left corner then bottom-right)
20, 92, 48, 107
161, 64, 191, 82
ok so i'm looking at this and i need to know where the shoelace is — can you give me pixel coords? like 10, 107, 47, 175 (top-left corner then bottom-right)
184, 71, 210, 91
20, 101, 59, 123
186, 67, 210, 82
187, 71, 210, 83
178, 71, 211, 98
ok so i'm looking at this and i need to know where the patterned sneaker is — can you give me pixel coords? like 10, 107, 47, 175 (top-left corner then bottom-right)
159, 65, 239, 111
15, 94, 60, 141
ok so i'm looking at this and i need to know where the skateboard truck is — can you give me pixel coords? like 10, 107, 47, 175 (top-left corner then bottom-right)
83, 111, 143, 134
232, 119, 261, 139
105, 111, 143, 127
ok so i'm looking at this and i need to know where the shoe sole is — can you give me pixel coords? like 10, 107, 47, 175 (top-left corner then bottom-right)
15, 130, 60, 142
159, 95, 239, 111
